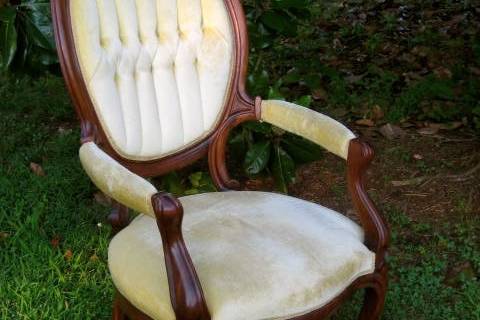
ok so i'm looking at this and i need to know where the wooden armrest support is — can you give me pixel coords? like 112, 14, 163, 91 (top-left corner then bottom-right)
347, 138, 389, 269
151, 192, 211, 320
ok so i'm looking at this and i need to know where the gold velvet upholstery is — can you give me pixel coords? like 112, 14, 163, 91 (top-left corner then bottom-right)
109, 191, 376, 320
79, 142, 157, 216
261, 100, 356, 159
70, 0, 234, 160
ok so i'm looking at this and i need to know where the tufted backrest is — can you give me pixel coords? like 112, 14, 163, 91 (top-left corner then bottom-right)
70, 0, 234, 160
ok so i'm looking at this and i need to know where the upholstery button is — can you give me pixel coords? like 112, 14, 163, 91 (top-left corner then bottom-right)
100, 37, 107, 48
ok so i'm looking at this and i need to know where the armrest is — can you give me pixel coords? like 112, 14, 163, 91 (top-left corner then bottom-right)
79, 142, 157, 217
260, 100, 356, 159
261, 100, 389, 268
347, 139, 389, 269
79, 142, 210, 319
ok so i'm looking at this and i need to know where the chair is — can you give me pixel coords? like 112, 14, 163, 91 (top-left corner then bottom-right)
51, 1, 389, 319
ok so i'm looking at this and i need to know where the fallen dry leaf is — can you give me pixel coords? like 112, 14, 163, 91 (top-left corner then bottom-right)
445, 261, 476, 287
469, 66, 480, 76
417, 127, 439, 135
433, 66, 452, 79
50, 235, 61, 248
245, 179, 265, 190
379, 124, 406, 140
371, 105, 384, 121
64, 249, 73, 261
355, 119, 375, 127
29, 162, 45, 176
312, 88, 328, 101
89, 253, 99, 262
94, 192, 111, 207
438, 122, 463, 131
400, 122, 416, 128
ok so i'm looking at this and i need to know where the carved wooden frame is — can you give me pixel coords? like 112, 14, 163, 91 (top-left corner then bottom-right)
51, 0, 389, 319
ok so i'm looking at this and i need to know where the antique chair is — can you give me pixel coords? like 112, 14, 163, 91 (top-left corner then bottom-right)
51, 0, 389, 319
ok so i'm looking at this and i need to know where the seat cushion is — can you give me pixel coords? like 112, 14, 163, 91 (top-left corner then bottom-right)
108, 191, 375, 320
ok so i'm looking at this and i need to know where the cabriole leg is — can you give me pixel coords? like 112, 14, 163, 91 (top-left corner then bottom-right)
358, 267, 388, 320
108, 201, 130, 235
112, 296, 129, 320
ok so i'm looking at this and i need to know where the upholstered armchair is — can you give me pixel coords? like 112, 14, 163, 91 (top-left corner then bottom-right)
52, 0, 389, 319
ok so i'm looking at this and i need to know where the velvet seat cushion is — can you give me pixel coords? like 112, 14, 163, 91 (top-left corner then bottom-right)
108, 191, 375, 320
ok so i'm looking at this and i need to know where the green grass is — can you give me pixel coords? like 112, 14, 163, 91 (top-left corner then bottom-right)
1, 75, 479, 319
0, 76, 112, 319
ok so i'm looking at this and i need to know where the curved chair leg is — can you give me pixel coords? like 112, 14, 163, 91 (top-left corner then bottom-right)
112, 296, 129, 320
358, 268, 388, 320
108, 201, 130, 236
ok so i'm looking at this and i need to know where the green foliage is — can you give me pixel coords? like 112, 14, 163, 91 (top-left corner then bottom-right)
244, 0, 312, 49
245, 140, 271, 175
271, 142, 295, 193
0, 0, 57, 73
229, 115, 324, 192
0, 6, 17, 71
159, 171, 217, 197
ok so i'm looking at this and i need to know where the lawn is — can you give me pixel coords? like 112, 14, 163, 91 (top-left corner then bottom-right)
1, 0, 480, 319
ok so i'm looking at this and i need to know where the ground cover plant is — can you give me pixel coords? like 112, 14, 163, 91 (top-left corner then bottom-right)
1, 0, 479, 319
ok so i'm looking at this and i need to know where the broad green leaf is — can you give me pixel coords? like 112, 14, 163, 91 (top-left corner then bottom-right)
0, 6, 18, 72
247, 22, 272, 50
267, 83, 285, 100
243, 121, 272, 135
228, 127, 252, 160
282, 135, 324, 164
244, 141, 271, 175
184, 188, 200, 196
248, 70, 270, 96
160, 172, 185, 196
186, 172, 216, 195
281, 68, 302, 84
20, 1, 55, 50
294, 95, 313, 107
303, 74, 323, 90
272, 143, 296, 193
261, 11, 297, 35
272, 0, 310, 9
189, 172, 203, 188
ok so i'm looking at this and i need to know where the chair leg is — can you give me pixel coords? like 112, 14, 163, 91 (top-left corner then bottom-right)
358, 268, 388, 320
112, 296, 129, 320
108, 201, 130, 236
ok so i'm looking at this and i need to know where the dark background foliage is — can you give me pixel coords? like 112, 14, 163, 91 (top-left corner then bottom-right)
2, 0, 479, 191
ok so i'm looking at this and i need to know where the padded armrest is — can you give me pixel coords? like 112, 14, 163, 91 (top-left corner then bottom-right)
79, 142, 157, 217
261, 100, 356, 159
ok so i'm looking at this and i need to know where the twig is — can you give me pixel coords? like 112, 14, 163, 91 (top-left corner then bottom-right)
444, 162, 480, 182
391, 161, 480, 187
391, 177, 425, 187
429, 134, 477, 143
